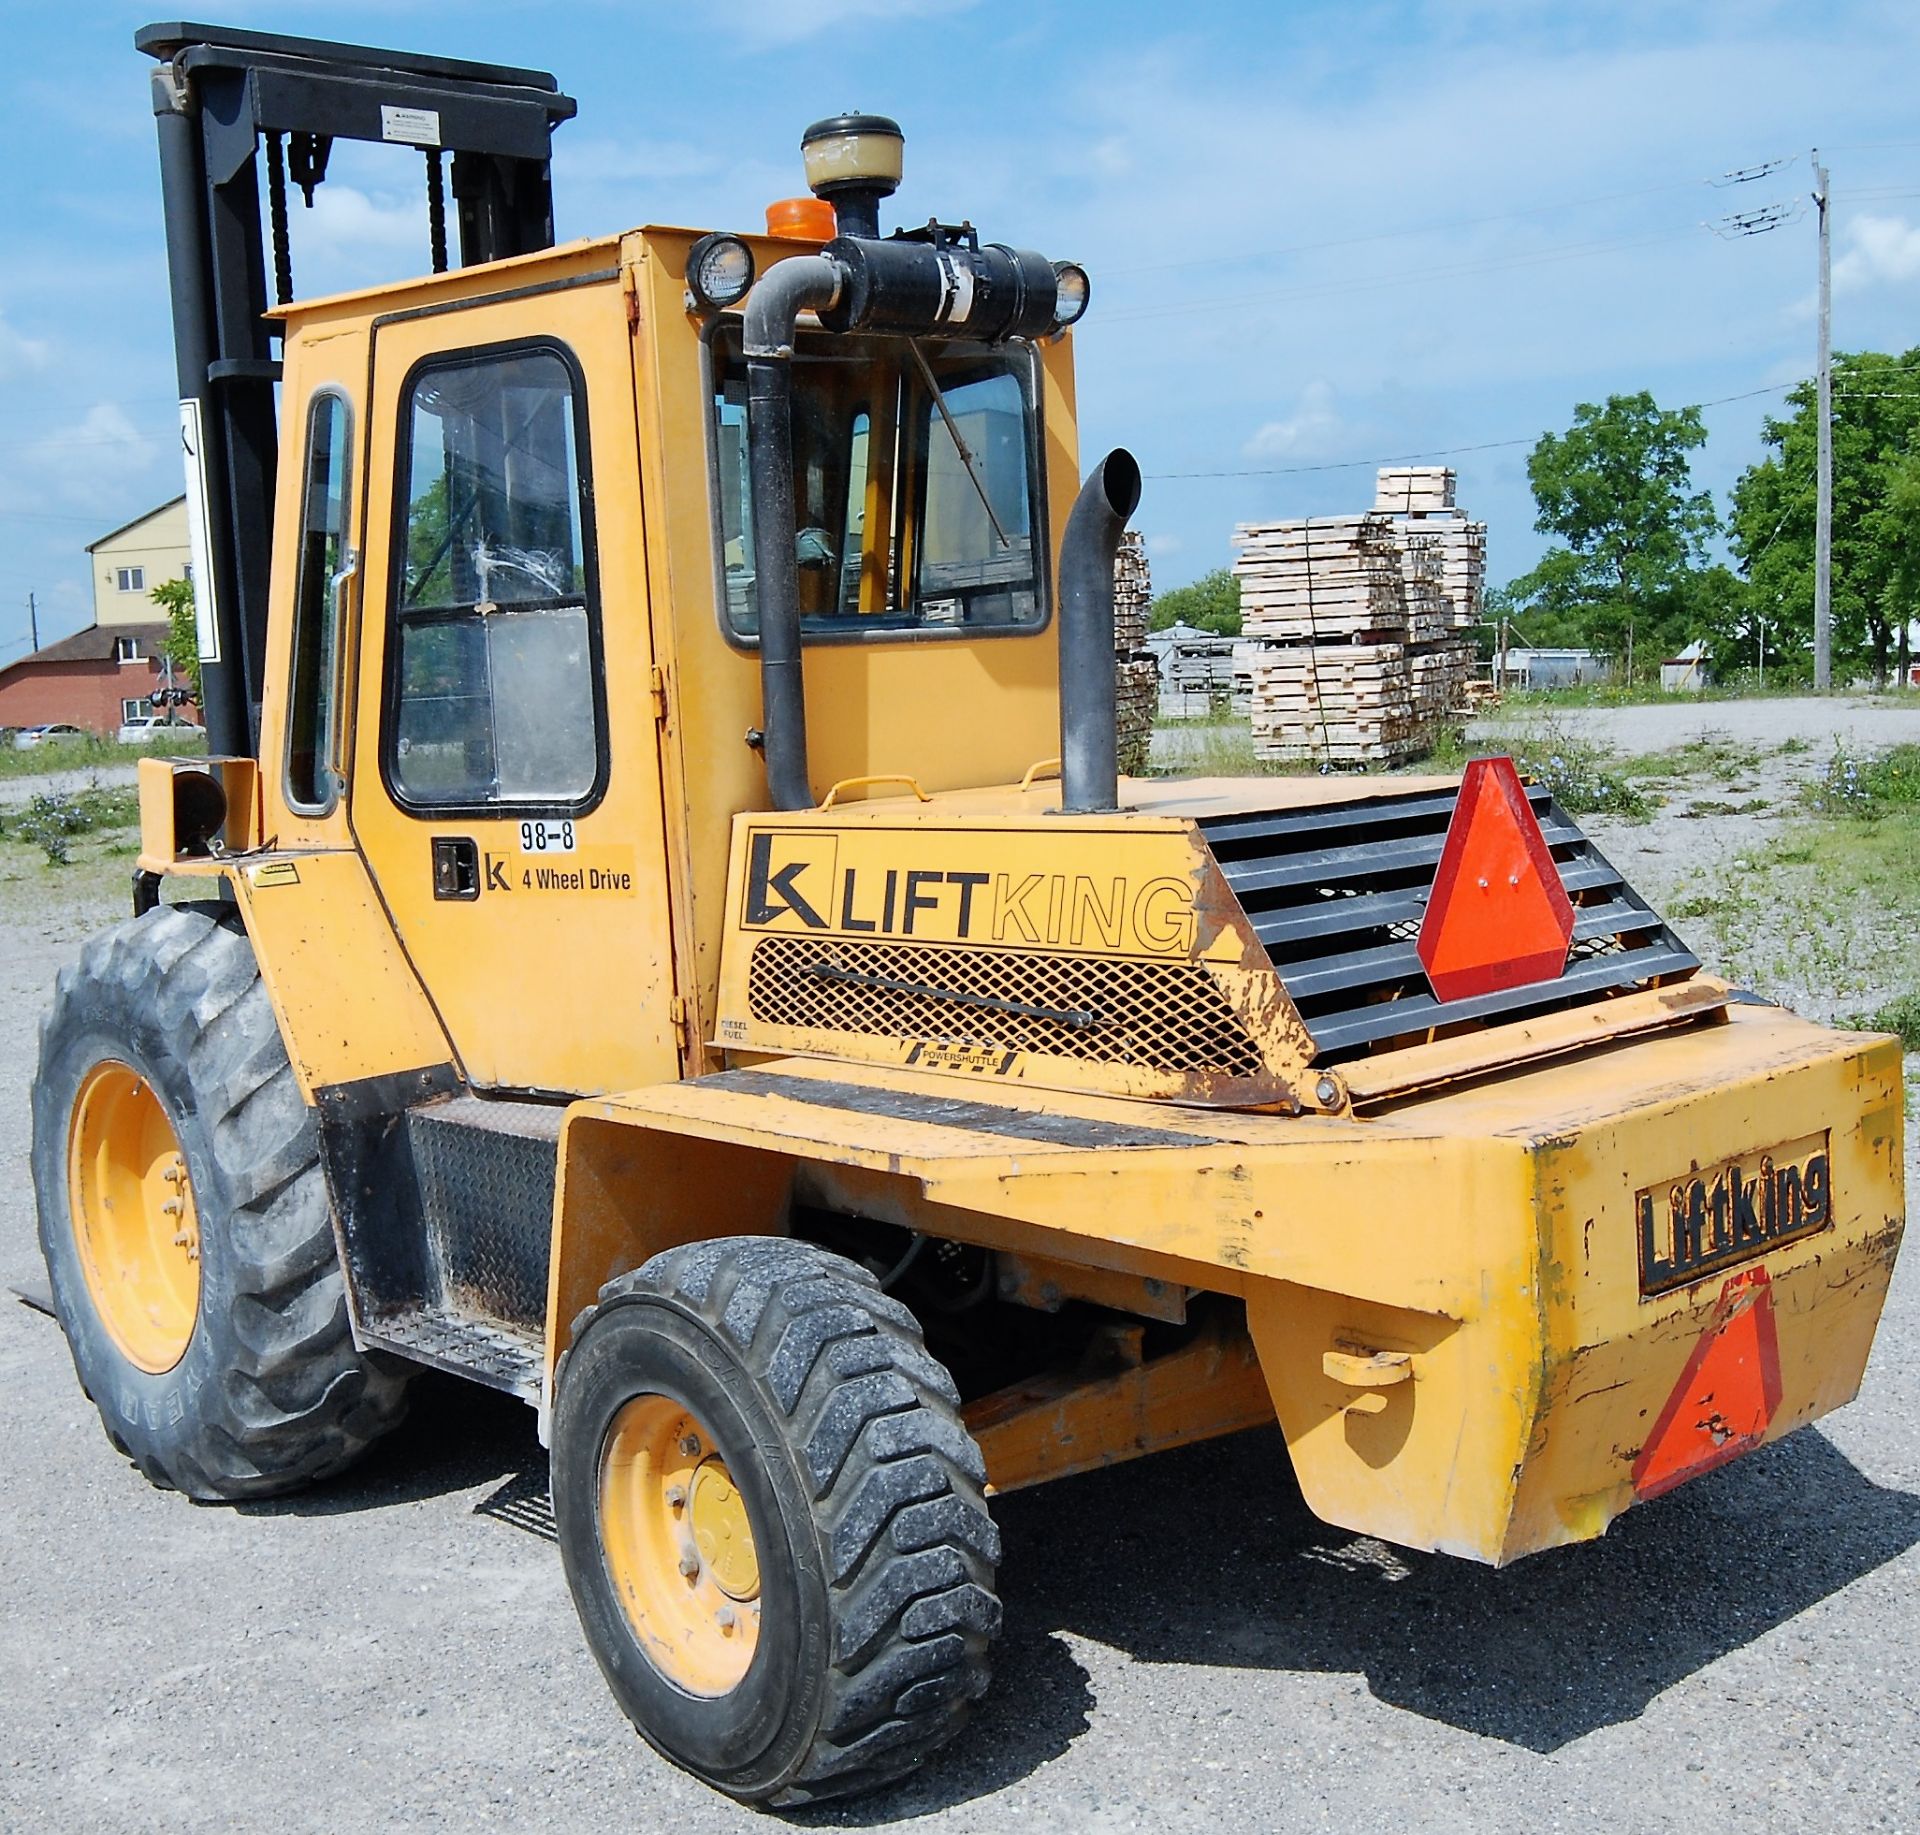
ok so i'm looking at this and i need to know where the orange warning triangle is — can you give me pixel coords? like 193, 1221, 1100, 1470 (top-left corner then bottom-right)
1417, 756, 1575, 1002
1632, 1266, 1783, 1501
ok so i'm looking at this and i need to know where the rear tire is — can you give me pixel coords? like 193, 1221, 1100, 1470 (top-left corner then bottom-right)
33, 905, 409, 1499
552, 1236, 1000, 1805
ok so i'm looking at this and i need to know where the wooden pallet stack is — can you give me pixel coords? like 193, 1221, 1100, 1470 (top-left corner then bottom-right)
1234, 468, 1489, 766
1113, 531, 1152, 652
1113, 531, 1157, 775
1374, 466, 1457, 514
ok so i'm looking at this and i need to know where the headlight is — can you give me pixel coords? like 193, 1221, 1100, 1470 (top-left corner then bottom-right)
686, 233, 756, 311
1051, 261, 1090, 328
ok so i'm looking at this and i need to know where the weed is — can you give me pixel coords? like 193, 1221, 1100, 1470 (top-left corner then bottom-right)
1144, 720, 1307, 779
1843, 992, 1920, 1050
1617, 733, 1764, 786
1807, 742, 1920, 816
1415, 723, 1649, 817
4, 787, 143, 868
1683, 798, 1771, 818
0, 732, 203, 778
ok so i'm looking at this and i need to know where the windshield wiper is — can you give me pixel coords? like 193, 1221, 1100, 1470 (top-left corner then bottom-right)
907, 339, 1011, 550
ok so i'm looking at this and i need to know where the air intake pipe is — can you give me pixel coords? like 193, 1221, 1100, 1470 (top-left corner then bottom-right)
743, 254, 843, 811
1057, 449, 1142, 814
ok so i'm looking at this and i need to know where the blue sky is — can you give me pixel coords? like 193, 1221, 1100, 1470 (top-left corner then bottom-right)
1, 1, 1916, 656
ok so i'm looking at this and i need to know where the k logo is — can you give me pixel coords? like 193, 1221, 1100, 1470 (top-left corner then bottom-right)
743, 830, 832, 929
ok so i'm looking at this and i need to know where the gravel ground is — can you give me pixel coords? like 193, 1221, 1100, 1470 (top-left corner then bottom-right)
3, 704, 1918, 1833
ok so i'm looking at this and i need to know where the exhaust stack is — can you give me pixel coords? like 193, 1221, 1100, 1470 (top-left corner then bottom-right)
1057, 450, 1142, 814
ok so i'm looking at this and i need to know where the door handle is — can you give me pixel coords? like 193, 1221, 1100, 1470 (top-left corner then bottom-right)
431, 836, 479, 900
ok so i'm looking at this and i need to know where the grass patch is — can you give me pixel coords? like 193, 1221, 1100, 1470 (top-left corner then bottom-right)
1145, 718, 1307, 778
1617, 733, 1764, 786
0, 732, 203, 778
1681, 798, 1770, 818
1806, 741, 1920, 816
6, 787, 142, 865
1418, 722, 1650, 818
1843, 992, 1920, 1049
1665, 744, 1920, 1016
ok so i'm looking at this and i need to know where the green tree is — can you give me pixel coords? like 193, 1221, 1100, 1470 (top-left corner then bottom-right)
1729, 348, 1920, 685
1149, 567, 1240, 636
148, 576, 201, 708
1505, 391, 1717, 675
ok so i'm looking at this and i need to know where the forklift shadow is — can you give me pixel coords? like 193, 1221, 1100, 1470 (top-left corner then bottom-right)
232, 1371, 540, 1519
999, 1422, 1919, 1756
232, 1388, 1920, 1814
811, 1420, 1920, 1821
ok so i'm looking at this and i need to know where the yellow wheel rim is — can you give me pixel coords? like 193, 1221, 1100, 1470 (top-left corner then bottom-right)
66, 1060, 200, 1375
599, 1395, 762, 1696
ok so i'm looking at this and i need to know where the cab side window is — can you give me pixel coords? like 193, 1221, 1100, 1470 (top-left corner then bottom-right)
286, 390, 352, 812
387, 344, 602, 809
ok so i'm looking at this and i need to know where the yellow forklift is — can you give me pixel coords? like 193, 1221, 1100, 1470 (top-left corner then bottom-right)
35, 21, 1904, 1805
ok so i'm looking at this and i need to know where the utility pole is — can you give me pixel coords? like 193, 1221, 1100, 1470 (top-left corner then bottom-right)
26, 592, 37, 653
1814, 148, 1833, 691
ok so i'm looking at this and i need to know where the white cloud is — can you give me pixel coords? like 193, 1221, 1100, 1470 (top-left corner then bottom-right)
1146, 532, 1184, 557
32, 403, 156, 492
0, 310, 50, 381
1244, 381, 1344, 460
730, 0, 974, 48
1833, 214, 1920, 294
296, 184, 432, 289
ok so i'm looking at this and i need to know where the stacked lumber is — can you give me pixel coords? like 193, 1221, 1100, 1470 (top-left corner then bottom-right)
1113, 531, 1152, 652
1430, 519, 1488, 628
1233, 468, 1490, 765
1374, 466, 1456, 514
1248, 645, 1416, 765
1113, 531, 1157, 775
1235, 515, 1405, 643
1116, 657, 1158, 775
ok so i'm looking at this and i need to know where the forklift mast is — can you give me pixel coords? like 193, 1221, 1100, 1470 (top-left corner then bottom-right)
136, 21, 577, 757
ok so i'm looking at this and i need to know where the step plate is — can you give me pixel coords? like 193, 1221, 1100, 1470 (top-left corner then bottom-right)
363, 1303, 542, 1400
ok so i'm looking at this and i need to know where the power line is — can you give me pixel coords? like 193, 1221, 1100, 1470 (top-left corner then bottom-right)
1706, 198, 1806, 238
1712, 156, 1795, 187
1141, 383, 1795, 482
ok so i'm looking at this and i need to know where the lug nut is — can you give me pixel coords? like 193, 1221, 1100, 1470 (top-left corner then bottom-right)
666, 1483, 687, 1511
679, 1434, 702, 1458
716, 1606, 737, 1635
678, 1551, 700, 1580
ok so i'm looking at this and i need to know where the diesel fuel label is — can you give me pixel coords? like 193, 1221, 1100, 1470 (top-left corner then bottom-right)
740, 826, 1204, 958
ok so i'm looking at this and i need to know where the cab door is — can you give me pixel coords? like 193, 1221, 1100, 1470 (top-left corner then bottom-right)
350, 274, 682, 1095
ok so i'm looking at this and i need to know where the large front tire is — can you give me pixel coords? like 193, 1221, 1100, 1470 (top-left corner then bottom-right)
552, 1237, 1000, 1806
33, 905, 409, 1499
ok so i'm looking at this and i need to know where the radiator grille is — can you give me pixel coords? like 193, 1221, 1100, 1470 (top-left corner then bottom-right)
747, 934, 1267, 1078
1201, 784, 1701, 1062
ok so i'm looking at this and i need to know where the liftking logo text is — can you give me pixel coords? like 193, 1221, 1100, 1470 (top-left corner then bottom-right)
1636, 1134, 1832, 1297
742, 829, 1198, 957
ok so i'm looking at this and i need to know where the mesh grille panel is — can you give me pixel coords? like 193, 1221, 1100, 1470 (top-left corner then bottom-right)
748, 935, 1266, 1078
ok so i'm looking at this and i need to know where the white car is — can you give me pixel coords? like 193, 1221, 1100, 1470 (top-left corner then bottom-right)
116, 716, 181, 745
15, 724, 84, 749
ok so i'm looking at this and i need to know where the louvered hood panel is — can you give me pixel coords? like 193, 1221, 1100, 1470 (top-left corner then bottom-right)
1199, 783, 1702, 1063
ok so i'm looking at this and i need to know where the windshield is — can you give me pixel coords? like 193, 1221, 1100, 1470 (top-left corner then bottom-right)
712, 327, 1045, 641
